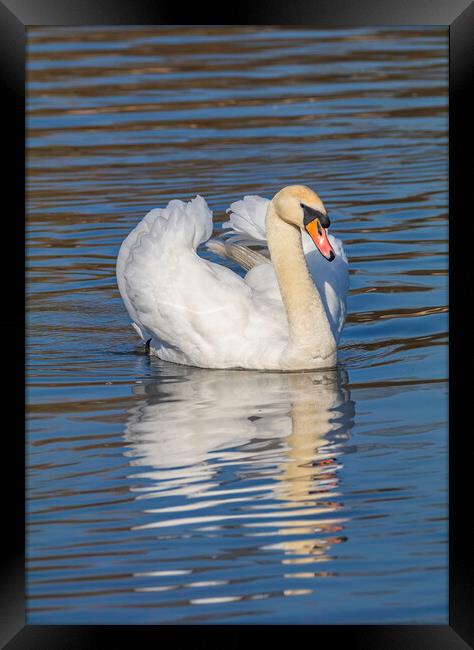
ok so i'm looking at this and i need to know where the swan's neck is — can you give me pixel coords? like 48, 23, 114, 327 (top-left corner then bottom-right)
266, 202, 335, 364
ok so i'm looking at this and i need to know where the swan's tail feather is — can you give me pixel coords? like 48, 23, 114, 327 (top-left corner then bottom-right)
207, 240, 269, 272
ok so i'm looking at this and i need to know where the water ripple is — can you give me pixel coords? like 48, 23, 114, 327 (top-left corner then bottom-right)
27, 26, 448, 624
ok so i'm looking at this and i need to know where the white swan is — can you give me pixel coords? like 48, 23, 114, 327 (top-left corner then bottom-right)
117, 185, 349, 370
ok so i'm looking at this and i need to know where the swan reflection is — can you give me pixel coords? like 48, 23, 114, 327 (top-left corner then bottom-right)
124, 365, 355, 568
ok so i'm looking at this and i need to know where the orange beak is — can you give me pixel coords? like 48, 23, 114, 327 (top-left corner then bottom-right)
305, 219, 335, 261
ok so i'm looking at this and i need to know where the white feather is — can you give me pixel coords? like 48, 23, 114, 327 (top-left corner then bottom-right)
117, 193, 349, 370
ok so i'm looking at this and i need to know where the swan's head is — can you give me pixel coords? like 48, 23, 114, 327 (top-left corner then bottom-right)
272, 185, 335, 261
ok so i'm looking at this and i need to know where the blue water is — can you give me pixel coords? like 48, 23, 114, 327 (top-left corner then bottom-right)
27, 26, 448, 624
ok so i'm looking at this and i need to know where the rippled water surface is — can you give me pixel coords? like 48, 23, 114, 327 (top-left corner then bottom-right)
27, 26, 448, 624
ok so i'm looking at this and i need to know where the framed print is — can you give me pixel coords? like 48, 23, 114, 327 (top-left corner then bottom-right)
2, 0, 472, 646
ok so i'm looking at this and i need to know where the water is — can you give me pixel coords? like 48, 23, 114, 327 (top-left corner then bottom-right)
26, 26, 448, 624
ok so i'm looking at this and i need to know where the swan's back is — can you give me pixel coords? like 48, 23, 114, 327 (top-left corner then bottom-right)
116, 195, 290, 368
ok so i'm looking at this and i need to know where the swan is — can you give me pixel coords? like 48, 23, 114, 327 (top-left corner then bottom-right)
117, 185, 349, 370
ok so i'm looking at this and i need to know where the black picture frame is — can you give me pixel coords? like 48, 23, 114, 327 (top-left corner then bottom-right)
3, 0, 472, 646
